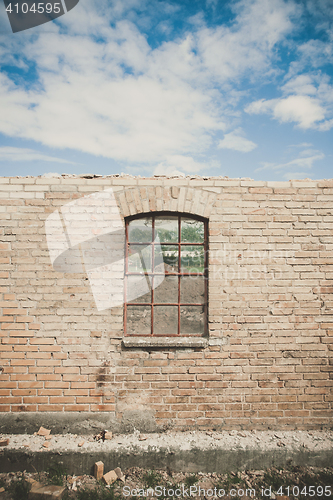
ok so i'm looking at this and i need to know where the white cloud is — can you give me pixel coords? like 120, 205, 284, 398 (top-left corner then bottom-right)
282, 171, 314, 180
299, 38, 333, 66
246, 95, 326, 129
194, 0, 297, 84
273, 95, 325, 128
287, 39, 333, 78
218, 128, 257, 152
282, 74, 318, 96
318, 118, 333, 131
0, 146, 77, 163
153, 155, 211, 176
0, 0, 299, 169
256, 149, 325, 172
246, 66, 333, 130
287, 142, 313, 149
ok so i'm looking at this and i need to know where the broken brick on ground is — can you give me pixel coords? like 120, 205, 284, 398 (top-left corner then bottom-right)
0, 465, 333, 500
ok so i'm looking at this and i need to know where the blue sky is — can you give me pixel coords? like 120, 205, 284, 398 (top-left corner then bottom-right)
0, 0, 332, 180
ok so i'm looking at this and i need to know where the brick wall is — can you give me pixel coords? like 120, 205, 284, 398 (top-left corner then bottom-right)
0, 175, 332, 431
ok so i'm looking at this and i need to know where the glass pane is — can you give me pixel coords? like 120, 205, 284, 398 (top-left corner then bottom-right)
154, 275, 178, 303
154, 245, 178, 273
180, 306, 204, 334
128, 244, 152, 272
126, 305, 151, 335
180, 276, 205, 303
128, 218, 152, 242
126, 275, 151, 303
180, 245, 204, 272
154, 306, 178, 335
155, 217, 178, 242
181, 219, 204, 243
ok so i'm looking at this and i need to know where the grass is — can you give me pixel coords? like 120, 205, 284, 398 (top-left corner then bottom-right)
75, 484, 122, 500
6, 478, 31, 500
46, 461, 68, 485
184, 474, 198, 487
142, 469, 162, 489
317, 469, 333, 484
246, 467, 333, 500
262, 470, 287, 491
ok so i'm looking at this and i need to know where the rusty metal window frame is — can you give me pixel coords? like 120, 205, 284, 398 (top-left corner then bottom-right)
124, 212, 208, 337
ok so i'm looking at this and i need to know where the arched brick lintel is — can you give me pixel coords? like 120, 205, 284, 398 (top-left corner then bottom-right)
115, 186, 218, 220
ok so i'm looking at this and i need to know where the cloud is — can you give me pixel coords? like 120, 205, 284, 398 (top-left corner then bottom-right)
246, 64, 333, 131
282, 171, 315, 180
0, 146, 77, 163
256, 149, 325, 172
193, 0, 297, 85
153, 155, 213, 176
273, 95, 325, 128
318, 118, 333, 131
218, 128, 257, 152
0, 0, 299, 169
287, 142, 313, 149
282, 74, 318, 96
246, 95, 326, 129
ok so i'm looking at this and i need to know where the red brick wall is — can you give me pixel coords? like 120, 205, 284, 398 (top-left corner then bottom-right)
0, 175, 332, 430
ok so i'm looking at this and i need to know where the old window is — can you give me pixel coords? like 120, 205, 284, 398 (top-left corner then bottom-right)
124, 213, 208, 337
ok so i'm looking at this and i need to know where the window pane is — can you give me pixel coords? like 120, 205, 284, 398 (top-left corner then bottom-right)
154, 305, 178, 335
155, 217, 178, 242
126, 275, 151, 303
128, 218, 152, 242
180, 306, 204, 334
128, 244, 152, 272
126, 305, 151, 334
154, 245, 178, 273
180, 276, 205, 303
180, 245, 204, 272
181, 219, 204, 243
154, 275, 178, 303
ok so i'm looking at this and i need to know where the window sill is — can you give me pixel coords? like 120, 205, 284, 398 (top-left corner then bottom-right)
122, 337, 208, 348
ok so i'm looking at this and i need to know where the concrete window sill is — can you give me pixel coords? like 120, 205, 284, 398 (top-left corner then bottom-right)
122, 337, 209, 348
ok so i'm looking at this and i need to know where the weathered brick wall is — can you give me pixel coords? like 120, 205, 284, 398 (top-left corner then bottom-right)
0, 175, 332, 431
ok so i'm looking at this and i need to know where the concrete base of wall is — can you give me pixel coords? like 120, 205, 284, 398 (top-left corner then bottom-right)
1, 431, 332, 474
0, 411, 160, 435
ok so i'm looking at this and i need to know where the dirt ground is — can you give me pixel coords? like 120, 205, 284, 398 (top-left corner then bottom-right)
1, 464, 333, 500
0, 430, 333, 499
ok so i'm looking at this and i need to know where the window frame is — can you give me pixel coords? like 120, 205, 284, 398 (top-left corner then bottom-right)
124, 212, 208, 338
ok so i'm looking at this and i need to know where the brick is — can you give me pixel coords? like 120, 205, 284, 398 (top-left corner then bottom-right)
37, 405, 64, 411
29, 483, 65, 499
94, 461, 104, 480
64, 404, 90, 411
102, 470, 118, 485
90, 404, 115, 411
37, 426, 51, 436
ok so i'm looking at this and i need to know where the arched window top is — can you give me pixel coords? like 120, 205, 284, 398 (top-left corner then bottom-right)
127, 212, 206, 245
